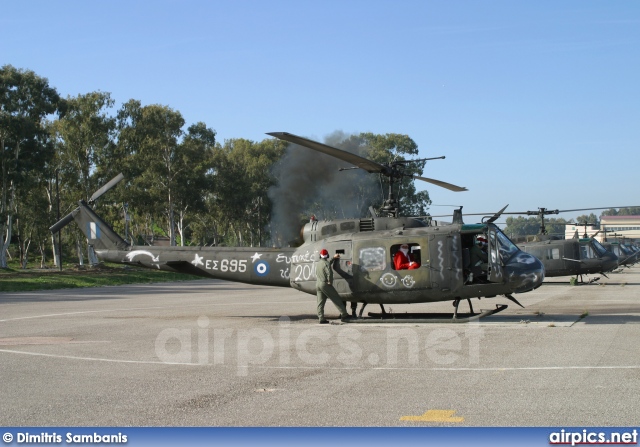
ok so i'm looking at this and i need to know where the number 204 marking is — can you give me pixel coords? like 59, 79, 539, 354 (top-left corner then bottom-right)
294, 263, 314, 281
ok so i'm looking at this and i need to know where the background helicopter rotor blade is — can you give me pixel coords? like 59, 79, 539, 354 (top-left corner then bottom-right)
412, 175, 467, 192
267, 132, 384, 173
486, 204, 509, 223
89, 173, 125, 203
555, 206, 640, 213
499, 206, 640, 216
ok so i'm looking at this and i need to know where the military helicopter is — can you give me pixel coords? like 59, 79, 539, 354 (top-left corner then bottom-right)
599, 232, 639, 268
50, 132, 545, 322
477, 207, 637, 284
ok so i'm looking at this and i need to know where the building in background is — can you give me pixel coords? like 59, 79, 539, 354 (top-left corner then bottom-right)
599, 215, 640, 241
565, 216, 640, 241
565, 223, 599, 240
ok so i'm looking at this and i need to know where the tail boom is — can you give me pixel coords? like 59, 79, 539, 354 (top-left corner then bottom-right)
97, 246, 294, 287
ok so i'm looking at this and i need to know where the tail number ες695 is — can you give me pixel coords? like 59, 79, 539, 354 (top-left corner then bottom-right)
207, 259, 247, 272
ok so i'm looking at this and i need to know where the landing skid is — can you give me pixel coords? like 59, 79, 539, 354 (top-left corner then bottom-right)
349, 304, 508, 324
570, 275, 601, 285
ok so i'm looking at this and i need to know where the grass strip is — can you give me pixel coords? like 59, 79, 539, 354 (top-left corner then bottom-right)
0, 264, 203, 293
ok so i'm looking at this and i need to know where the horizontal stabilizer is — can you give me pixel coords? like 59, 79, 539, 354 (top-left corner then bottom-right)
49, 208, 79, 234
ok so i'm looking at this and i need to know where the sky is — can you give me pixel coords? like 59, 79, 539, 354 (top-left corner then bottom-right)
3, 1, 639, 223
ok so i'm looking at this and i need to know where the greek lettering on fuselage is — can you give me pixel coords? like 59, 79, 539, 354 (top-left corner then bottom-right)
277, 250, 318, 265
202, 258, 247, 273
293, 263, 315, 282
190, 253, 249, 273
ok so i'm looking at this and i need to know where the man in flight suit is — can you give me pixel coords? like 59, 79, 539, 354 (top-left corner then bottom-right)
316, 248, 350, 324
468, 235, 489, 283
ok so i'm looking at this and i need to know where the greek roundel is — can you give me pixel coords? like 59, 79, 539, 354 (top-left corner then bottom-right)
254, 260, 270, 276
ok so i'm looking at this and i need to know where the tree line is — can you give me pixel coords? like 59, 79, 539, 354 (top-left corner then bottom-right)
1, 65, 431, 269
503, 208, 640, 239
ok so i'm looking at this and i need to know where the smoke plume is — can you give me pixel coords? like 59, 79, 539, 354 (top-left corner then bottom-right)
268, 131, 381, 245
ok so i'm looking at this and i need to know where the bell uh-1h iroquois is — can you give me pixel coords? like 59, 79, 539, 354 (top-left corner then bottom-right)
50, 132, 545, 323
600, 232, 640, 268
476, 207, 640, 284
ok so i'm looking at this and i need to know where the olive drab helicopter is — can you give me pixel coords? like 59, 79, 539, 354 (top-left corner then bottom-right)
479, 207, 640, 284
599, 231, 640, 268
50, 132, 545, 323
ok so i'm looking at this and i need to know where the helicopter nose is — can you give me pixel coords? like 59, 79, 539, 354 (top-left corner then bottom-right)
504, 252, 545, 293
603, 253, 619, 272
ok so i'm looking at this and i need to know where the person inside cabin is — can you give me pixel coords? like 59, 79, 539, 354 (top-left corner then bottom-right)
393, 243, 421, 270
468, 235, 488, 282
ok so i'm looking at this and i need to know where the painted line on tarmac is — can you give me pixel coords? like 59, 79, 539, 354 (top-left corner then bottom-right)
0, 300, 305, 323
401, 410, 464, 423
2, 348, 640, 372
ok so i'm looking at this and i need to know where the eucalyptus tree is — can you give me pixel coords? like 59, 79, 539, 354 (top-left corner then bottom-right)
14, 171, 52, 267
115, 101, 217, 246
504, 216, 568, 238
173, 122, 216, 246
52, 91, 116, 263
601, 207, 640, 217
0, 65, 62, 268
575, 213, 599, 226
545, 218, 569, 237
358, 132, 432, 217
504, 216, 541, 239
212, 137, 286, 246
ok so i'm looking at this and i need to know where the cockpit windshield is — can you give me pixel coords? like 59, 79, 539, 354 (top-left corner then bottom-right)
580, 244, 596, 259
591, 239, 608, 257
491, 225, 519, 263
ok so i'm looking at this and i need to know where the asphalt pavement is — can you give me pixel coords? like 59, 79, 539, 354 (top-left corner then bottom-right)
1, 268, 640, 426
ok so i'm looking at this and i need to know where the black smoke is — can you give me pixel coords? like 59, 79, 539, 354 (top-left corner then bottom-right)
267, 131, 381, 246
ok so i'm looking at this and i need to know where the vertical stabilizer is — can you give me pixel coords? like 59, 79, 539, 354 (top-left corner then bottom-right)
50, 200, 129, 251
75, 201, 129, 250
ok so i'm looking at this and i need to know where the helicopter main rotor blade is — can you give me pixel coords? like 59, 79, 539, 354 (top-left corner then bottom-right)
429, 204, 506, 220
486, 204, 509, 223
267, 132, 384, 173
89, 173, 125, 203
269, 132, 467, 192
412, 175, 467, 192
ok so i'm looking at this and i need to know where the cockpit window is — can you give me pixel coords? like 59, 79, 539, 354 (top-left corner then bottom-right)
493, 226, 519, 263
591, 239, 608, 257
620, 245, 632, 255
580, 244, 596, 259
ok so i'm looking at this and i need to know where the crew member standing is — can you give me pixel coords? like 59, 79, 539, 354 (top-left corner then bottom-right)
316, 249, 350, 324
